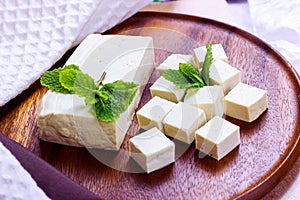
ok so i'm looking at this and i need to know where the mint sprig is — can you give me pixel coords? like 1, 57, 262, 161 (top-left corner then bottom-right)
40, 65, 139, 122
162, 43, 213, 89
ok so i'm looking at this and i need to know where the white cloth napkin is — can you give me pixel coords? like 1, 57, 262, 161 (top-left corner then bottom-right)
0, 142, 50, 199
0, 0, 152, 107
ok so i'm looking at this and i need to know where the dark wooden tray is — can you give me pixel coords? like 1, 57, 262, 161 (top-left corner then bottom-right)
0, 12, 299, 200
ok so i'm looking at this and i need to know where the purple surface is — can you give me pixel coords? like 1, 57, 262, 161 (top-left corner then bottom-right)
0, 131, 102, 200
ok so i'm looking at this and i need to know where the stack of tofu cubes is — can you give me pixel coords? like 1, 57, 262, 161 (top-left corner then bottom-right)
129, 44, 268, 173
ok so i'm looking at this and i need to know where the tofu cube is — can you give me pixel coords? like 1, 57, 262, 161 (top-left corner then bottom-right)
163, 102, 206, 144
150, 77, 186, 103
210, 60, 241, 94
157, 54, 195, 75
137, 96, 175, 131
223, 82, 268, 122
184, 86, 224, 120
195, 116, 240, 160
129, 127, 175, 173
194, 44, 228, 67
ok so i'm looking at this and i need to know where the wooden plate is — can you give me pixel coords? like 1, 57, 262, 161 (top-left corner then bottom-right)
0, 12, 299, 199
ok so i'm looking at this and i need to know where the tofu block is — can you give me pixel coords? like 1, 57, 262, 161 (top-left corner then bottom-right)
163, 102, 206, 144
129, 127, 175, 173
38, 34, 154, 150
223, 82, 268, 122
194, 44, 228, 67
137, 96, 176, 131
195, 116, 240, 160
157, 54, 195, 75
150, 77, 186, 103
209, 60, 241, 94
184, 86, 224, 120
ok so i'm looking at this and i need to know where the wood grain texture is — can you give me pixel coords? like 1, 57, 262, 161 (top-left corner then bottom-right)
0, 12, 299, 200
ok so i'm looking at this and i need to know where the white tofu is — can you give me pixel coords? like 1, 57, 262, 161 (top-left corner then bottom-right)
129, 127, 175, 173
157, 54, 195, 75
195, 116, 240, 160
223, 82, 268, 122
150, 77, 186, 103
194, 44, 228, 67
184, 86, 224, 120
163, 102, 206, 144
37, 34, 154, 150
137, 96, 175, 131
209, 60, 241, 94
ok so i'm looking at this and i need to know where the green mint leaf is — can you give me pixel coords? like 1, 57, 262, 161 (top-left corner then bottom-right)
93, 94, 119, 122
64, 64, 80, 71
59, 69, 99, 105
58, 64, 83, 92
201, 43, 213, 85
40, 68, 71, 94
104, 80, 139, 114
94, 81, 139, 122
74, 71, 99, 105
40, 64, 80, 93
59, 68, 79, 91
103, 80, 139, 110
179, 63, 204, 86
162, 69, 197, 89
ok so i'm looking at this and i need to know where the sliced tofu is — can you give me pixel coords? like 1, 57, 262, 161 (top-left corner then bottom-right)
194, 44, 228, 67
163, 102, 206, 144
223, 82, 268, 122
137, 96, 175, 131
209, 60, 241, 94
37, 34, 154, 150
157, 54, 195, 75
195, 116, 240, 160
150, 77, 186, 103
184, 86, 224, 120
129, 127, 175, 173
